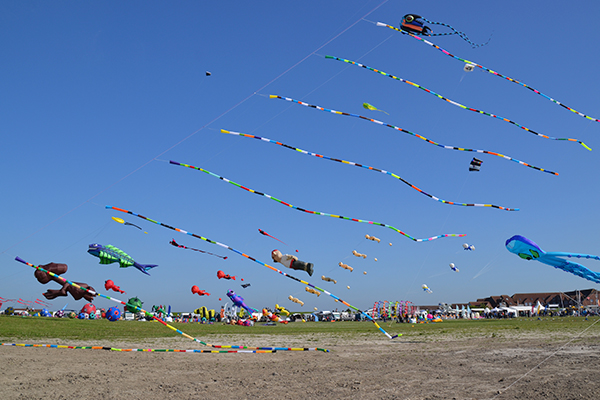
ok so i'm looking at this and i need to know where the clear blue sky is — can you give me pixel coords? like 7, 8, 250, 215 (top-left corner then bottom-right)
2, 1, 599, 314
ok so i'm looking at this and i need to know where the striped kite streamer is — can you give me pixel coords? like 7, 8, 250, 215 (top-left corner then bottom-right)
105, 205, 401, 339
221, 129, 518, 211
325, 55, 590, 151
168, 160, 466, 242
375, 21, 600, 124
1, 343, 306, 354
269, 94, 558, 176
14, 257, 327, 353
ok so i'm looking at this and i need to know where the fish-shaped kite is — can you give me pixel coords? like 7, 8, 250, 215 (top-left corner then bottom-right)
506, 235, 600, 284
87, 244, 157, 276
217, 270, 236, 280
227, 290, 257, 314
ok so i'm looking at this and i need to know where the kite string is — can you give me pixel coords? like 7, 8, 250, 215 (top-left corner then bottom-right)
0, 1, 388, 256
489, 317, 600, 399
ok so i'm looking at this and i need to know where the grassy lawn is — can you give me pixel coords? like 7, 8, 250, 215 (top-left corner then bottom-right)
1, 315, 598, 342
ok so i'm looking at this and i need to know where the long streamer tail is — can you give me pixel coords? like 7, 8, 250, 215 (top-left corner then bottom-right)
376, 21, 600, 123
222, 129, 518, 211
168, 161, 466, 242
323, 56, 590, 151
269, 94, 559, 175
421, 17, 491, 48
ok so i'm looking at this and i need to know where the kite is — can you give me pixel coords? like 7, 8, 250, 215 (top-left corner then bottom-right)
339, 262, 353, 272
241, 283, 251, 288
375, 21, 600, 123
191, 286, 210, 296
106, 205, 400, 339
263, 308, 288, 324
463, 243, 475, 251
422, 284, 432, 293
217, 270, 235, 280
31, 261, 96, 302
104, 279, 126, 294
450, 263, 459, 272
288, 295, 304, 306
400, 14, 490, 48
506, 235, 600, 284
321, 59, 591, 151
353, 250, 367, 259
469, 158, 483, 172
223, 129, 519, 210
111, 216, 147, 233
272, 249, 314, 276
170, 161, 466, 241
305, 287, 321, 297
170, 239, 228, 259
266, 97, 560, 175
87, 244, 157, 276
366, 234, 381, 242
275, 304, 290, 316
258, 229, 295, 250
205, 71, 211, 76
16, 257, 325, 352
363, 102, 389, 115
321, 275, 337, 284
226, 290, 258, 314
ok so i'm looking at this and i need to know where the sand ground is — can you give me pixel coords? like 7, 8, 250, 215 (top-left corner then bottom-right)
1, 329, 599, 400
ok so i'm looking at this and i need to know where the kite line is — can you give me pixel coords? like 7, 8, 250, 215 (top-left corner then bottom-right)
374, 21, 600, 123
105, 205, 400, 339
168, 160, 466, 242
269, 95, 558, 176
221, 129, 519, 211
14, 257, 327, 353
325, 55, 591, 151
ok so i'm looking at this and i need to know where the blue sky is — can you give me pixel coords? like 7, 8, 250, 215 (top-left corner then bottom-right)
2, 1, 600, 315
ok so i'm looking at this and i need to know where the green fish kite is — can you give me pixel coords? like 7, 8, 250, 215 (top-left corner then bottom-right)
88, 243, 157, 276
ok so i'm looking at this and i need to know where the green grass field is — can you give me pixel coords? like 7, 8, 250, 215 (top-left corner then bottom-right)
1, 315, 598, 342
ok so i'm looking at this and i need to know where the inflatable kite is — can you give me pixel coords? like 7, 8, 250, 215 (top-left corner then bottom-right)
469, 158, 483, 172
217, 270, 235, 280
449, 263, 459, 272
226, 290, 257, 314
241, 283, 251, 288
463, 243, 475, 251
191, 286, 210, 296
271, 250, 313, 276
88, 244, 157, 276
305, 287, 321, 297
275, 304, 290, 316
31, 262, 96, 302
170, 239, 227, 259
422, 284, 432, 293
321, 275, 337, 284
104, 279, 126, 294
400, 14, 489, 47
376, 21, 600, 124
353, 250, 367, 259
366, 234, 381, 242
506, 235, 600, 284
339, 262, 353, 272
262, 308, 288, 324
288, 295, 304, 306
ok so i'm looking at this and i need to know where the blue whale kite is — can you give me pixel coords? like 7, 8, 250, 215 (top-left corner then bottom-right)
506, 235, 600, 284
